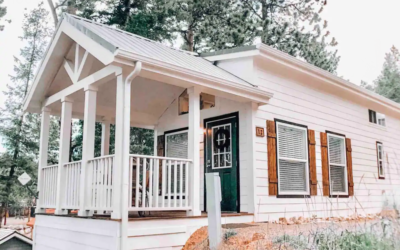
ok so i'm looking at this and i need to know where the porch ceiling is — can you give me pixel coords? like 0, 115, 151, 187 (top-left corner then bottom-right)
47, 76, 184, 127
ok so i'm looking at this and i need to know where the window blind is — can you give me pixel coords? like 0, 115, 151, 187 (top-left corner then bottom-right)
327, 134, 347, 195
277, 122, 309, 195
377, 142, 384, 178
165, 131, 188, 194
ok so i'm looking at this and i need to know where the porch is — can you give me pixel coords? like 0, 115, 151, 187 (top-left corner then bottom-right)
34, 44, 263, 220
36, 60, 205, 219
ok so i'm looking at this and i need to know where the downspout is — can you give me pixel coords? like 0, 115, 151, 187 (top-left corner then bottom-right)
121, 61, 142, 250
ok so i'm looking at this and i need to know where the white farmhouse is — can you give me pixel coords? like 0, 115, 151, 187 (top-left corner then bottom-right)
23, 13, 400, 250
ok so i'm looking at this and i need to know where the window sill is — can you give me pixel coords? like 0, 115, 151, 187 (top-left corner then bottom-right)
379, 176, 385, 180
277, 194, 311, 198
329, 195, 349, 198
368, 122, 387, 131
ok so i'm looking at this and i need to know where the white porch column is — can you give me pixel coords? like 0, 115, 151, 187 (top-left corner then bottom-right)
187, 86, 201, 216
111, 74, 124, 219
246, 102, 258, 217
101, 121, 110, 156
36, 107, 51, 213
55, 97, 73, 215
78, 86, 98, 217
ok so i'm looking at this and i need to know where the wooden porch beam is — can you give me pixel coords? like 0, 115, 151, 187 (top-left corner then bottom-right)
63, 59, 75, 83
42, 65, 122, 107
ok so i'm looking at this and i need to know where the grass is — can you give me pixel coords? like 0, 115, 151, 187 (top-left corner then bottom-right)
273, 217, 400, 250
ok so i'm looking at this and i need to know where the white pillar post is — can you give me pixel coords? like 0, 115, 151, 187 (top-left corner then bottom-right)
206, 173, 222, 249
187, 86, 201, 216
36, 107, 51, 213
55, 97, 73, 215
78, 85, 98, 217
101, 121, 110, 156
246, 102, 258, 217
121, 74, 132, 250
111, 74, 124, 219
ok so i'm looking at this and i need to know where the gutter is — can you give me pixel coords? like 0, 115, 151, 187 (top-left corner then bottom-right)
121, 61, 142, 250
257, 44, 400, 114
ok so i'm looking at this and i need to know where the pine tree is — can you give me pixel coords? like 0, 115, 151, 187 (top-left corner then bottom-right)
0, 2, 53, 226
371, 46, 400, 103
0, 0, 9, 31
47, 0, 101, 26
196, 0, 340, 73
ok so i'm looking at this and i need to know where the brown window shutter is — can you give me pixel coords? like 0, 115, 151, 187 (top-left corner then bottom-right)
308, 130, 317, 196
267, 120, 278, 195
346, 138, 354, 196
157, 135, 165, 157
320, 132, 330, 196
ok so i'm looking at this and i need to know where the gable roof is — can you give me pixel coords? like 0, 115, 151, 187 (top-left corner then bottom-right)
63, 14, 254, 88
23, 14, 273, 112
203, 44, 400, 115
0, 229, 32, 245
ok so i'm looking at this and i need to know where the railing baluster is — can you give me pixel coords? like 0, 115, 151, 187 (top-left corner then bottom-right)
128, 156, 133, 208
179, 161, 183, 208
174, 160, 177, 207
168, 160, 172, 208
135, 157, 140, 208
161, 159, 166, 208
107, 157, 112, 209
149, 159, 153, 208
142, 159, 147, 208
154, 159, 159, 208
101, 158, 105, 209
52, 166, 56, 206
185, 162, 189, 208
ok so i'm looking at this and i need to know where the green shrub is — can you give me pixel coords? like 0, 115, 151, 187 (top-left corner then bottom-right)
223, 229, 237, 241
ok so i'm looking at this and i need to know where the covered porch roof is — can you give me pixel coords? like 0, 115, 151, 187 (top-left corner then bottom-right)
23, 14, 273, 117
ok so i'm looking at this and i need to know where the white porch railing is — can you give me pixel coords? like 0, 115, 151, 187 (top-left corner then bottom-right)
40, 164, 58, 208
86, 155, 115, 211
62, 161, 82, 209
128, 155, 192, 211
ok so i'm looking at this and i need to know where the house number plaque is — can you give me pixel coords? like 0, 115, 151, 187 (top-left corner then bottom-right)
256, 127, 265, 137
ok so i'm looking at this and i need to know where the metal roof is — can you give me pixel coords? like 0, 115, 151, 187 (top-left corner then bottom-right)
200, 45, 257, 57
0, 229, 32, 245
63, 14, 255, 87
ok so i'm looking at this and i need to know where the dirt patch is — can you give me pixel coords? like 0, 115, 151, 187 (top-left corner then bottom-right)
183, 214, 384, 250
182, 226, 208, 250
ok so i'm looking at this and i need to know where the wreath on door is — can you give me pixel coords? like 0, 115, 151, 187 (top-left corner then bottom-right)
213, 128, 231, 150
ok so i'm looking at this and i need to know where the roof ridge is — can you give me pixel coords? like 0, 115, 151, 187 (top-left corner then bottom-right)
63, 13, 198, 56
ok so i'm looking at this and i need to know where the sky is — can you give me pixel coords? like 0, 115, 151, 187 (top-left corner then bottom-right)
0, 0, 400, 152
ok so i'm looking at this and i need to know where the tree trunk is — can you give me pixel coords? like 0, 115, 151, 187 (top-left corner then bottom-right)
47, 0, 58, 27
186, 29, 194, 52
123, 0, 132, 27
67, 0, 77, 15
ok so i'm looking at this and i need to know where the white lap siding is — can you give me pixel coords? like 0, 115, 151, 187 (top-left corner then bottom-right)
253, 65, 400, 221
157, 96, 250, 212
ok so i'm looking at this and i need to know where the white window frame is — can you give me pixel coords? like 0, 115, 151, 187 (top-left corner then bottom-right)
327, 133, 348, 196
377, 142, 385, 178
165, 130, 188, 158
164, 129, 188, 196
211, 123, 232, 170
276, 121, 310, 196
369, 109, 386, 127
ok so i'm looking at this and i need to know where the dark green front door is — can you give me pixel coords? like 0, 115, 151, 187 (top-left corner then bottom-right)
205, 114, 239, 212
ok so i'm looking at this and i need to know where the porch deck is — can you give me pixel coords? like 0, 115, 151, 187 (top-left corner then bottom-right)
36, 211, 253, 221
